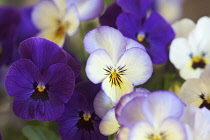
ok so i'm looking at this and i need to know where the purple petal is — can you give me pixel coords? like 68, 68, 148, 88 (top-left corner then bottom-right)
117, 0, 152, 18
118, 97, 146, 128
13, 93, 64, 121
42, 63, 75, 103
115, 88, 150, 120
116, 13, 142, 40
0, 6, 20, 40
16, 6, 39, 45
144, 12, 175, 46
19, 37, 67, 74
99, 2, 122, 28
5, 59, 41, 96
74, 80, 101, 103
63, 50, 81, 77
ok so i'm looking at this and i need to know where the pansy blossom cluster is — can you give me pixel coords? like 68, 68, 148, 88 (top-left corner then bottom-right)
1, 0, 210, 140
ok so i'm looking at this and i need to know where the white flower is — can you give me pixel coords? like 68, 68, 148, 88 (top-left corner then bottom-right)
169, 16, 210, 80
85, 26, 153, 103
180, 65, 210, 108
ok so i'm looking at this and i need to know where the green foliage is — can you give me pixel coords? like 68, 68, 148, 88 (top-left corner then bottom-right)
22, 125, 61, 140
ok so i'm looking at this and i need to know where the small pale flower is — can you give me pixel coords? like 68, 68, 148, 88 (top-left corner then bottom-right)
180, 65, 210, 109
170, 16, 210, 80
85, 26, 153, 103
32, 0, 80, 47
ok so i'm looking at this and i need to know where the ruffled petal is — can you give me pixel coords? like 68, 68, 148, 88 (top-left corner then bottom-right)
42, 63, 75, 103
115, 88, 149, 120
118, 97, 146, 128
172, 18, 195, 38
32, 1, 59, 30
69, 0, 104, 21
102, 75, 134, 104
5, 59, 40, 96
99, 108, 120, 136
84, 26, 126, 64
142, 91, 185, 127
94, 90, 114, 118
116, 48, 153, 85
19, 37, 67, 74
85, 49, 114, 84
64, 4, 80, 36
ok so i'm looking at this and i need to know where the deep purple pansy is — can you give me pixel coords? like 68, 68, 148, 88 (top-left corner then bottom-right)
0, 6, 21, 66
116, 12, 175, 64
99, 0, 175, 64
56, 81, 107, 140
5, 37, 79, 121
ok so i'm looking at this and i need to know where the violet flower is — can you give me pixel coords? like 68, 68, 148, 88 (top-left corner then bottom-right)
56, 81, 107, 140
5, 37, 78, 121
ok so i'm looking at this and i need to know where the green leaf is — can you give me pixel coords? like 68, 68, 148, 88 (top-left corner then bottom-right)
108, 133, 116, 140
22, 125, 61, 140
104, 0, 115, 7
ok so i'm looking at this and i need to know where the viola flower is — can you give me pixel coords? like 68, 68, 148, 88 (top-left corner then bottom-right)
99, 0, 175, 64
56, 81, 107, 140
0, 6, 21, 66
117, 91, 186, 140
181, 106, 210, 140
85, 26, 152, 103
5, 37, 77, 121
116, 12, 175, 64
32, 0, 103, 47
169, 16, 210, 80
180, 65, 210, 109
95, 88, 150, 136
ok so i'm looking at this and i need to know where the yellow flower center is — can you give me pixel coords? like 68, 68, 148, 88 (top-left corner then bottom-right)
56, 24, 66, 38
150, 136, 162, 140
137, 34, 145, 42
109, 70, 123, 88
83, 114, 91, 121
37, 85, 45, 92
191, 57, 206, 69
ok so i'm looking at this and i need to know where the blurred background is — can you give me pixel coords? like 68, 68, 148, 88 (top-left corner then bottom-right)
0, 0, 210, 139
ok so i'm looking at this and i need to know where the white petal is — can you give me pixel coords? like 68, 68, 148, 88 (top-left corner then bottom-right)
99, 108, 120, 136
93, 90, 114, 118
142, 91, 185, 127
68, 0, 104, 21
129, 120, 153, 140
116, 127, 129, 140
179, 62, 204, 80
180, 79, 206, 106
64, 4, 80, 36
125, 37, 146, 51
159, 118, 186, 140
85, 49, 114, 84
172, 18, 195, 38
116, 48, 153, 86
53, 0, 66, 16
37, 28, 65, 47
169, 38, 191, 70
102, 75, 134, 104
194, 16, 210, 42
84, 26, 126, 64
32, 1, 59, 30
